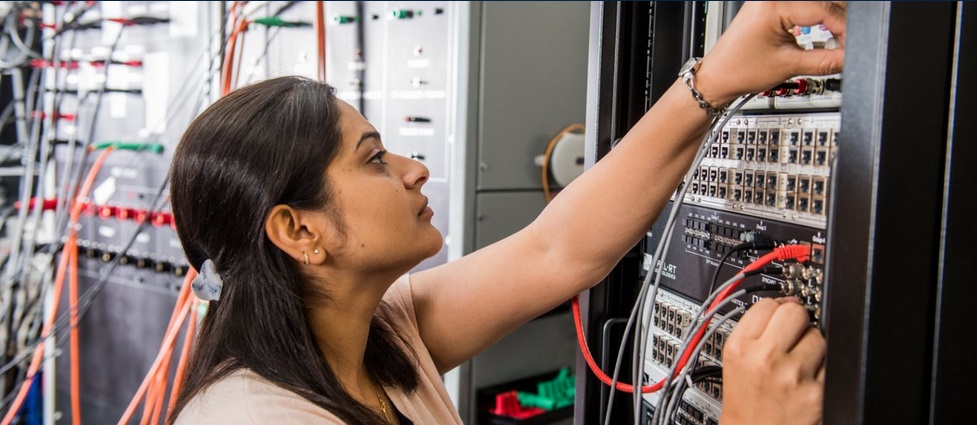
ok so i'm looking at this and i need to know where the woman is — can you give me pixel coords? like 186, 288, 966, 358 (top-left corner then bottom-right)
168, 2, 845, 424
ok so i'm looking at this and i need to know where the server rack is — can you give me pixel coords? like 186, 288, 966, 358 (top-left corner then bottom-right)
574, 2, 976, 424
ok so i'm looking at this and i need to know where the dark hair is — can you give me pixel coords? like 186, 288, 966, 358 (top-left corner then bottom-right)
168, 76, 418, 425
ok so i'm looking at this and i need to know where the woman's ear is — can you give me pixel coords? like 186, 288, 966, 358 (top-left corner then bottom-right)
265, 205, 328, 265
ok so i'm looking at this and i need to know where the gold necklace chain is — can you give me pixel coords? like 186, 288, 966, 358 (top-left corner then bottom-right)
376, 389, 390, 424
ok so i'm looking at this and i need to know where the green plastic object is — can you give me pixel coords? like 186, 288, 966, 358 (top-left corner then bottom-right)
252, 17, 310, 28
332, 15, 358, 24
91, 141, 164, 153
515, 368, 576, 411
389, 8, 414, 19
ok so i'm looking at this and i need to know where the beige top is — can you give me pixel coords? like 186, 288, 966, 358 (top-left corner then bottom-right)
173, 274, 463, 424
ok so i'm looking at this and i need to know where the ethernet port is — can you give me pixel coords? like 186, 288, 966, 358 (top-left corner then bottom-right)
721, 131, 730, 143
719, 169, 728, 184
811, 243, 825, 264
769, 130, 781, 146
710, 145, 719, 158
744, 190, 754, 204
766, 192, 777, 207
708, 184, 717, 198
768, 148, 779, 163
710, 167, 718, 182
803, 131, 814, 146
758, 130, 768, 145
767, 174, 777, 189
721, 146, 729, 159
736, 130, 745, 144
801, 147, 813, 165
691, 183, 700, 194
813, 177, 826, 195
754, 190, 765, 205
788, 131, 800, 146
747, 130, 757, 144
785, 194, 796, 210
746, 146, 756, 162
757, 147, 767, 162
734, 171, 743, 185
733, 188, 742, 201
693, 168, 700, 180
788, 147, 799, 164
832, 131, 840, 146
799, 176, 811, 194
812, 198, 824, 214
744, 172, 754, 187
787, 175, 797, 191
817, 131, 829, 146
755, 171, 766, 189
718, 186, 727, 199
735, 146, 744, 160
797, 196, 810, 212
816, 147, 828, 166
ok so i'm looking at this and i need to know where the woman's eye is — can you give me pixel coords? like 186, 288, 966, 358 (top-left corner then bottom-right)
369, 150, 388, 166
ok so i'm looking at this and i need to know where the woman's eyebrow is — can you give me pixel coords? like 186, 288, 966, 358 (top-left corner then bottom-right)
355, 131, 382, 150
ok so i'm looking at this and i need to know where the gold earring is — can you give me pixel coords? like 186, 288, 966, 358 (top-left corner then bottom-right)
313, 248, 320, 255
303, 251, 310, 265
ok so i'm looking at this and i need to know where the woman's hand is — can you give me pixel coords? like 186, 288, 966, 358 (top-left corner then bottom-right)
697, 1, 847, 107
720, 298, 826, 425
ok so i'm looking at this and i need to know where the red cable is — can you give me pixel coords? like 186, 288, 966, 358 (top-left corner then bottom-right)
315, 1, 326, 82
573, 244, 810, 394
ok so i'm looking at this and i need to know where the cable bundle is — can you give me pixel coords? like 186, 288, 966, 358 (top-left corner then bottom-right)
567, 93, 821, 425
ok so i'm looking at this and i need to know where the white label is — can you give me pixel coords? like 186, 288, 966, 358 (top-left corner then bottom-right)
407, 59, 430, 68
98, 226, 116, 238
143, 52, 169, 132
398, 127, 436, 137
100, 2, 124, 45
110, 92, 127, 119
92, 177, 117, 205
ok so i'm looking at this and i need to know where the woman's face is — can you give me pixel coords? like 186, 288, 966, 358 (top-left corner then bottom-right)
318, 100, 443, 275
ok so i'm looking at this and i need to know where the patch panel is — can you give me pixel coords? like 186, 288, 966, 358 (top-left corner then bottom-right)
684, 113, 838, 228
76, 239, 190, 279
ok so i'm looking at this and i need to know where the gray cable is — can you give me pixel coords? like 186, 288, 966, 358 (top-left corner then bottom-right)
656, 292, 745, 425
601, 95, 754, 425
630, 95, 755, 424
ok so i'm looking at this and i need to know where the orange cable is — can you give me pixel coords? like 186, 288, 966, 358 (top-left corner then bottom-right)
167, 298, 199, 416
1, 148, 116, 425
221, 19, 249, 96
315, 0, 326, 82
68, 238, 81, 425
142, 347, 173, 425
541, 124, 585, 203
220, 2, 245, 96
116, 270, 196, 425
572, 244, 811, 393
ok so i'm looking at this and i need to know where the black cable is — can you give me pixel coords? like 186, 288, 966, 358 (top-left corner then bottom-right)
707, 239, 777, 297
355, 1, 366, 117
49, 2, 98, 39
690, 365, 722, 381
742, 282, 782, 294
273, 1, 301, 17
744, 266, 783, 278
